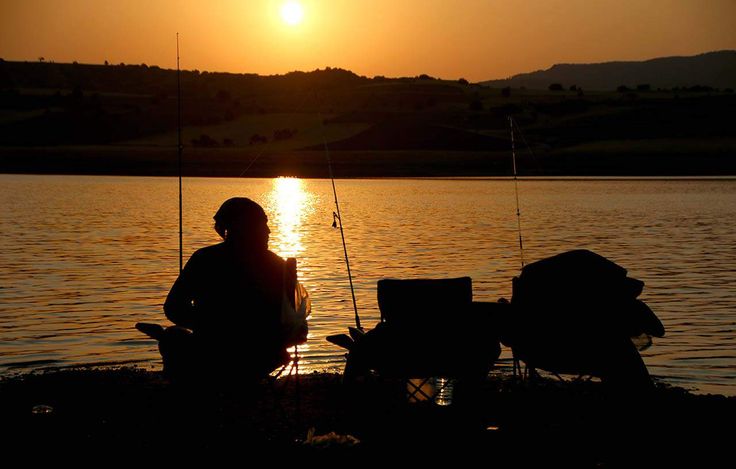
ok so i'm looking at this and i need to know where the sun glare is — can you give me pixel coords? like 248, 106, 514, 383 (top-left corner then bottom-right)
280, 1, 304, 26
267, 177, 312, 259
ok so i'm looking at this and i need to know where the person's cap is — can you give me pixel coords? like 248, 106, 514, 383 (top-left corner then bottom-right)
213, 197, 267, 228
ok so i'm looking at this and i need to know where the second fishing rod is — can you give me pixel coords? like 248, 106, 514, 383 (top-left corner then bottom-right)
317, 100, 362, 332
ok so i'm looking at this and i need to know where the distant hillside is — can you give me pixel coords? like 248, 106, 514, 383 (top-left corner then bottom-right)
302, 119, 508, 151
0, 60, 470, 145
483, 51, 736, 90
2, 57, 735, 176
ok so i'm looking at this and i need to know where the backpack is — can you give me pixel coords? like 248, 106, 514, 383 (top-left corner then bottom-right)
280, 257, 310, 347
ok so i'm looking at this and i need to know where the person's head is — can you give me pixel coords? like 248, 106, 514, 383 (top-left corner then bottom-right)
213, 197, 270, 249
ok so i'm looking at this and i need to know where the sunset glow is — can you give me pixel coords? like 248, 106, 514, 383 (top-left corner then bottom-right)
1, 1, 734, 81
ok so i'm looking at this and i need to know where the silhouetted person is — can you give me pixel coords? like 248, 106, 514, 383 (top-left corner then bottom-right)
149, 197, 295, 386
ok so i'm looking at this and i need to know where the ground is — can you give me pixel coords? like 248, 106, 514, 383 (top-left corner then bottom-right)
1, 366, 733, 464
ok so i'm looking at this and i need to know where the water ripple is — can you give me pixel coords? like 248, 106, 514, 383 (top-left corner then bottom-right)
1, 175, 734, 395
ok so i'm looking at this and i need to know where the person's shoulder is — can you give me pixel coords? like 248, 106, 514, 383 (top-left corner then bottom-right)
190, 243, 227, 262
265, 250, 287, 267
194, 243, 226, 255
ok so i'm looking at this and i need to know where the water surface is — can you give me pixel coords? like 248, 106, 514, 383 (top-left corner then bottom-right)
1, 175, 734, 395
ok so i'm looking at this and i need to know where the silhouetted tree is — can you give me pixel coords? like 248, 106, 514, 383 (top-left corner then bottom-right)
549, 83, 564, 91
687, 85, 714, 93
191, 134, 218, 147
104, 60, 109, 66
636, 84, 651, 92
458, 78, 469, 85
569, 85, 578, 91
469, 98, 483, 111
617, 85, 631, 92
249, 134, 268, 145
273, 128, 297, 140
71, 85, 83, 101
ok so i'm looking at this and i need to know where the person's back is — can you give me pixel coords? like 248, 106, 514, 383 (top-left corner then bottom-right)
164, 243, 287, 372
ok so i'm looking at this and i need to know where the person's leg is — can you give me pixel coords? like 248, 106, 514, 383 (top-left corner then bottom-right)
158, 326, 198, 383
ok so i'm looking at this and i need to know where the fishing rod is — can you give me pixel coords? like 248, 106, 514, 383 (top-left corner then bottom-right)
509, 115, 525, 269
320, 115, 362, 331
508, 115, 527, 379
177, 33, 183, 273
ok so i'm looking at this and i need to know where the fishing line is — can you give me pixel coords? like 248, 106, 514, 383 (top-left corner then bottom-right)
177, 33, 183, 273
237, 91, 312, 177
512, 117, 536, 160
317, 100, 362, 331
512, 117, 544, 174
509, 115, 525, 269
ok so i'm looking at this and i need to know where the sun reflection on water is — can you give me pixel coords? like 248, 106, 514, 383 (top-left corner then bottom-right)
266, 176, 313, 261
266, 177, 316, 369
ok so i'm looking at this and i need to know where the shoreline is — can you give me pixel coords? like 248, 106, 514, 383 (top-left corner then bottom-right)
2, 359, 731, 398
2, 366, 734, 460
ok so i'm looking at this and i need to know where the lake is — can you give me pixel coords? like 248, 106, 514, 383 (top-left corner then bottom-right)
1, 174, 734, 395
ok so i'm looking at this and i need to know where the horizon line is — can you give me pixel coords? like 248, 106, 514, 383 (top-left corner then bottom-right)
4, 48, 733, 84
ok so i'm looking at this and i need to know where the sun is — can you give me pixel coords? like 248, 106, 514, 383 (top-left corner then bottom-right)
280, 1, 304, 26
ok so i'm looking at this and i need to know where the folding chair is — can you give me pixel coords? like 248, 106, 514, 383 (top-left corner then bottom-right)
342, 277, 501, 405
268, 257, 309, 424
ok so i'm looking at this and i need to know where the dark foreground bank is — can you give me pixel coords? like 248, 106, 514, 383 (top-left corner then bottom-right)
1, 367, 734, 464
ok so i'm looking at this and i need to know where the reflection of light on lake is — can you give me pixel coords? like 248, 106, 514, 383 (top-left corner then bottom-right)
267, 177, 311, 259
286, 341, 311, 369
266, 177, 314, 373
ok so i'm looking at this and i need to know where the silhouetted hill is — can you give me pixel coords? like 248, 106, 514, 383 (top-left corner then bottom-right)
1, 58, 735, 176
483, 51, 736, 90
0, 60, 469, 145
0, 60, 369, 97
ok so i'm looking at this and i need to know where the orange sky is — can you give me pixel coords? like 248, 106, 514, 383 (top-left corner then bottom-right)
1, 0, 735, 81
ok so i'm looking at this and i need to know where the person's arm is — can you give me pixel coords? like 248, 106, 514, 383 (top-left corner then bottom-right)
163, 253, 199, 330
